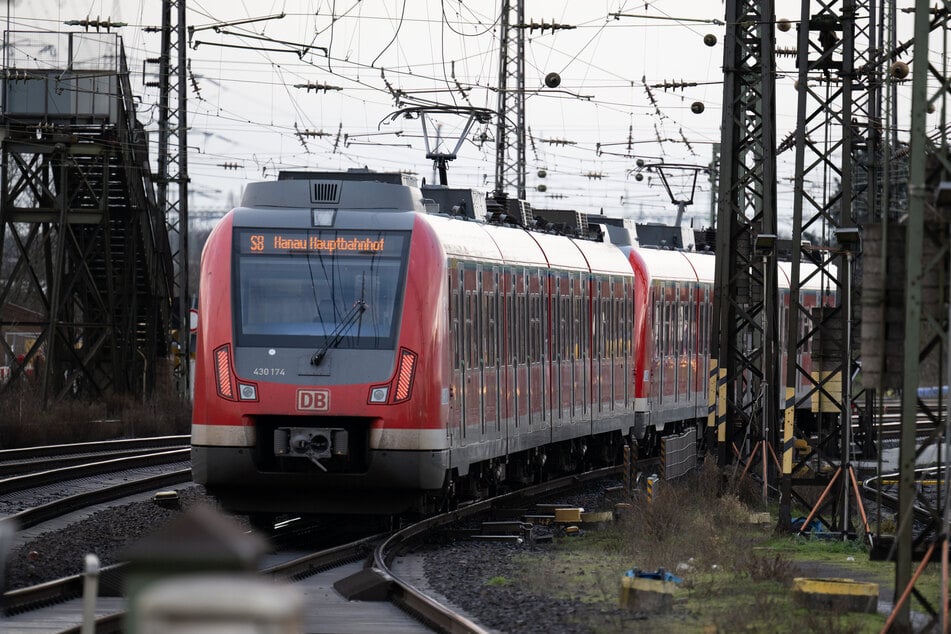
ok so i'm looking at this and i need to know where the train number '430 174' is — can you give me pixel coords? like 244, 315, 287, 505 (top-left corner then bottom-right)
252, 367, 286, 376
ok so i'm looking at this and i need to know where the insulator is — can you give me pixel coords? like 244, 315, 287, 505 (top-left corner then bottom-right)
890, 61, 909, 80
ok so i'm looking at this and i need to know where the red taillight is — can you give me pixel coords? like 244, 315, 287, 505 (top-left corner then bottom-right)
214, 344, 236, 400
392, 348, 417, 403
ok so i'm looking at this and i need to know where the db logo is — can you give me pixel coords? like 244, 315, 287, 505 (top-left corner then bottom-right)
297, 389, 330, 411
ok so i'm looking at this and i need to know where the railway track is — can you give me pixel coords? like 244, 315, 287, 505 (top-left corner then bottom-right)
0, 435, 189, 477
0, 449, 191, 532
3, 465, 623, 633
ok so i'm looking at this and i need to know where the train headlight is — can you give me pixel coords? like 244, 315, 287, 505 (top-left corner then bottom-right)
392, 348, 418, 403
238, 383, 258, 401
369, 386, 389, 403
214, 344, 236, 400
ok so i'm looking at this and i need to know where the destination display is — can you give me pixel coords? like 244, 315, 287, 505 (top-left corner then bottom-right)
238, 229, 401, 256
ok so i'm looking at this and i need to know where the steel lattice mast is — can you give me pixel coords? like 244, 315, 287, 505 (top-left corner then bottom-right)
710, 0, 779, 484
889, 2, 951, 628
494, 0, 526, 199
154, 0, 190, 398
778, 0, 875, 538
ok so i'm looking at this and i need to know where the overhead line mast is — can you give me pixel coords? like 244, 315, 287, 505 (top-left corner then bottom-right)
494, 0, 525, 198
151, 0, 190, 398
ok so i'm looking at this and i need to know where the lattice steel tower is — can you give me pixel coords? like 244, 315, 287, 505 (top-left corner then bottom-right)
153, 0, 190, 398
494, 0, 526, 198
711, 0, 780, 483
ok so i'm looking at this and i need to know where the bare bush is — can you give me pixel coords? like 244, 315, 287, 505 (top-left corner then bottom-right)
0, 381, 190, 448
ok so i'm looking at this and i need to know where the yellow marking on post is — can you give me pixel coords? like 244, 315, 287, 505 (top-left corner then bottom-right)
717, 368, 727, 443
783, 386, 795, 475
707, 358, 717, 430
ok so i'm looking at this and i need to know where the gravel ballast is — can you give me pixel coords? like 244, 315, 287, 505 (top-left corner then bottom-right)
2, 482, 632, 632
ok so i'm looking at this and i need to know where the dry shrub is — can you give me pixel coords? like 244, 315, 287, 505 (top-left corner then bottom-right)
0, 381, 190, 448
624, 460, 759, 571
738, 550, 795, 584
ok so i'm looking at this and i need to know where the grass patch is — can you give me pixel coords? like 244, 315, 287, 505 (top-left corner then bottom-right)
506, 462, 906, 633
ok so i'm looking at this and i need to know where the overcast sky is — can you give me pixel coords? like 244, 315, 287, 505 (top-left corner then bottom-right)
5, 1, 926, 232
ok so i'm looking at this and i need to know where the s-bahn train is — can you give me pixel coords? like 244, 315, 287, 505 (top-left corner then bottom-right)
190, 170, 829, 519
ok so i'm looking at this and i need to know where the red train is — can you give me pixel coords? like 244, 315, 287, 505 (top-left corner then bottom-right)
191, 170, 826, 520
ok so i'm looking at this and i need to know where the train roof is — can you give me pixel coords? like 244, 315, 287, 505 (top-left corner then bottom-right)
420, 213, 632, 275
241, 174, 424, 211
637, 248, 715, 284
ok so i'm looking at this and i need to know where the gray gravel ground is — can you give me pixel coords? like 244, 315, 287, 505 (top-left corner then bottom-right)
2, 481, 633, 632
422, 538, 639, 634
2, 486, 220, 589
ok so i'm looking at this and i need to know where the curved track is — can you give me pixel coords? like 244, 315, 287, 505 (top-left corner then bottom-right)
3, 465, 623, 633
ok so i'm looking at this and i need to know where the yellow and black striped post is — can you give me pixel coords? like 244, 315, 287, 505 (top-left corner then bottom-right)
647, 475, 659, 504
623, 445, 632, 497
782, 387, 795, 476
707, 358, 718, 445
717, 367, 727, 447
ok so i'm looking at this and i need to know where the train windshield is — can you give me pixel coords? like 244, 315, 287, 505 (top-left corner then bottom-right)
233, 228, 409, 349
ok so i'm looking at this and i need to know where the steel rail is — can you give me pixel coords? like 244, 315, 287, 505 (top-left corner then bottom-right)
12, 465, 622, 633
0, 449, 191, 495
1, 467, 192, 532
372, 465, 622, 633
0, 436, 190, 462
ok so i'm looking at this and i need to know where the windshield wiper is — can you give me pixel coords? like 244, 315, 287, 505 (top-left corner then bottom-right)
311, 300, 367, 366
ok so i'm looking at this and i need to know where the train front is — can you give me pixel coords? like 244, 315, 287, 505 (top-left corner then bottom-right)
191, 172, 449, 517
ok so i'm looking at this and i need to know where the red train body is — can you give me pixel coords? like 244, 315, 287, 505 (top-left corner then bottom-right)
191, 171, 826, 518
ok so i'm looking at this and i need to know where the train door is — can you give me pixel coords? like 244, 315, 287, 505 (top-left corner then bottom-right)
449, 264, 463, 443
463, 264, 483, 439
652, 282, 664, 409
682, 284, 691, 401
673, 283, 681, 403
615, 276, 630, 409
551, 272, 571, 433
662, 282, 675, 404
500, 267, 514, 452
570, 272, 584, 420
527, 269, 547, 432
694, 285, 705, 397
579, 273, 591, 421
596, 276, 613, 419
482, 267, 500, 441
514, 269, 529, 433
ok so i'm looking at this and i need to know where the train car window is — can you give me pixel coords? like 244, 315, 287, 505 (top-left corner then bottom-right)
486, 291, 497, 366
233, 228, 407, 349
700, 289, 708, 356
505, 270, 514, 365
652, 285, 661, 357
463, 290, 472, 368
532, 284, 538, 361
551, 276, 560, 361
665, 287, 670, 356
682, 297, 689, 358
473, 291, 482, 368
568, 285, 576, 360
451, 268, 461, 370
